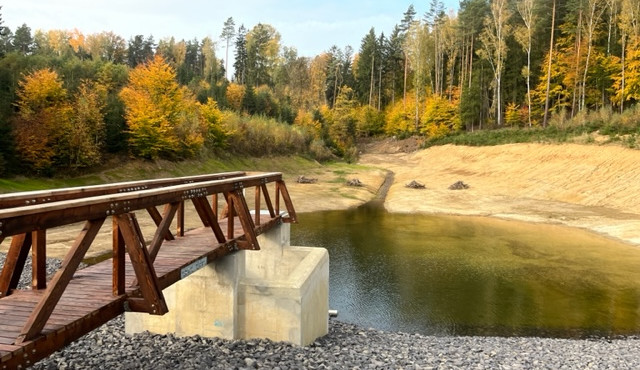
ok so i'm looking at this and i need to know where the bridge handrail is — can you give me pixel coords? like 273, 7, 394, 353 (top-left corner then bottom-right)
0, 172, 286, 238
0, 171, 247, 209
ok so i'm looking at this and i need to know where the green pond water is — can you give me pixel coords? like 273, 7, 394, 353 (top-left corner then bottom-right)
290, 202, 640, 338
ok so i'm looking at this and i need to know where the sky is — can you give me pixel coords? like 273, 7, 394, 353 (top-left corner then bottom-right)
2, 0, 459, 58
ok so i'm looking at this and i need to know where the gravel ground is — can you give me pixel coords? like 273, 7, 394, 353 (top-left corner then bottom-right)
2, 253, 640, 369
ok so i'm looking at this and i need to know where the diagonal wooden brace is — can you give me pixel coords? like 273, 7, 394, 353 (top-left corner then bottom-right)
261, 183, 276, 218
146, 206, 175, 241
115, 213, 168, 315
276, 180, 297, 223
147, 202, 180, 263
192, 197, 226, 243
0, 233, 32, 297
227, 190, 259, 250
15, 218, 105, 344
32, 230, 46, 290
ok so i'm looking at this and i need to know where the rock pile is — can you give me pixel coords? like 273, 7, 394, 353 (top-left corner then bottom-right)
449, 181, 470, 190
296, 175, 317, 184
405, 180, 425, 189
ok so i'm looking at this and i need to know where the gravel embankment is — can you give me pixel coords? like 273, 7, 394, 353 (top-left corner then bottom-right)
2, 253, 640, 369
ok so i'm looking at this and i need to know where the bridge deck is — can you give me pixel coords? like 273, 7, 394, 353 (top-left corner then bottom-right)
0, 216, 273, 368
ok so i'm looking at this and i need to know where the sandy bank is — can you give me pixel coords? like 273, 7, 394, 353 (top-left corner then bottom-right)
356, 142, 640, 246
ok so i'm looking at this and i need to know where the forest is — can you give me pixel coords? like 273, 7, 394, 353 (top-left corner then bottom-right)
0, 0, 639, 176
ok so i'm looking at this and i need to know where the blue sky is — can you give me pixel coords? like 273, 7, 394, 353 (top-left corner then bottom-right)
2, 0, 459, 58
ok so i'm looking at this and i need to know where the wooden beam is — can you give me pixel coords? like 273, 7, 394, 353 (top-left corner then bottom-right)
15, 218, 105, 344
0, 233, 32, 297
191, 197, 226, 244
211, 193, 218, 218
254, 186, 261, 225
261, 183, 276, 218
147, 202, 180, 262
0, 173, 284, 237
276, 181, 298, 223
115, 213, 167, 315
177, 201, 185, 237
0, 171, 247, 210
112, 217, 125, 296
146, 206, 175, 241
225, 193, 234, 240
31, 230, 46, 290
228, 190, 259, 250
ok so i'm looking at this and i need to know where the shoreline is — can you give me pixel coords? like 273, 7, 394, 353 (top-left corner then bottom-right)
351, 143, 640, 247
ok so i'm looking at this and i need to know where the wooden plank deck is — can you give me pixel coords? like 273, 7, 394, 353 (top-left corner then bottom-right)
0, 215, 277, 368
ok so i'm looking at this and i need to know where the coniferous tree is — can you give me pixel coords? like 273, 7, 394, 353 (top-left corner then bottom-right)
13, 24, 34, 55
0, 6, 8, 58
233, 25, 247, 84
127, 35, 155, 67
220, 17, 235, 81
355, 28, 379, 105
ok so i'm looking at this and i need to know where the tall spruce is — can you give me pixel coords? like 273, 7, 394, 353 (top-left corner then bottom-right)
233, 25, 247, 84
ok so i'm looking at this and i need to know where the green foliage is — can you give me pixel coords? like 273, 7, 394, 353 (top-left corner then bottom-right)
355, 105, 385, 136
222, 112, 319, 158
426, 104, 640, 147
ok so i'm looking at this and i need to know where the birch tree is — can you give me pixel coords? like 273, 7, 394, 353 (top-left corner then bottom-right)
516, 0, 537, 127
579, 0, 607, 111
478, 0, 511, 125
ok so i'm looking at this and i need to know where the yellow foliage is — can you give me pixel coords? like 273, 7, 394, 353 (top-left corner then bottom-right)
119, 55, 205, 159
293, 109, 321, 138
420, 95, 461, 138
505, 103, 522, 127
13, 69, 72, 172
225, 83, 245, 111
384, 92, 419, 137
199, 97, 228, 148
16, 69, 67, 116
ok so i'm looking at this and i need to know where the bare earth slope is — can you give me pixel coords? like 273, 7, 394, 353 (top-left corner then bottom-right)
361, 142, 640, 245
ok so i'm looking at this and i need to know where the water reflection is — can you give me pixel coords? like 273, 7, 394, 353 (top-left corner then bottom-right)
291, 202, 640, 338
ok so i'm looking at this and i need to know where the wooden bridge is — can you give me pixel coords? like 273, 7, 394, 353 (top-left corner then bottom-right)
0, 171, 297, 368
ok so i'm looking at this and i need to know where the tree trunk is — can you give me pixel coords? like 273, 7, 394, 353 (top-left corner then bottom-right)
621, 32, 626, 113
543, 0, 556, 128
572, 8, 583, 117
369, 54, 375, 107
403, 52, 408, 108
469, 35, 474, 90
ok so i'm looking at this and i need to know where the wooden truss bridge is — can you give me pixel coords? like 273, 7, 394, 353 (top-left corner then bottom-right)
0, 171, 296, 368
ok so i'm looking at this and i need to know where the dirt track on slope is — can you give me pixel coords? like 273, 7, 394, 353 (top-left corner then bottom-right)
359, 141, 640, 246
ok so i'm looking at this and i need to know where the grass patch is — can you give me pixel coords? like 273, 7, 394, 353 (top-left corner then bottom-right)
426, 105, 640, 148
0, 155, 350, 194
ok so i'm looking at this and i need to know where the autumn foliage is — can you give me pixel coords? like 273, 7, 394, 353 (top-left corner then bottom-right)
13, 69, 106, 173
119, 55, 210, 159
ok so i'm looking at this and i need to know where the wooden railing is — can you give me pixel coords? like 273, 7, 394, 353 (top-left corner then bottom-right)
0, 172, 296, 346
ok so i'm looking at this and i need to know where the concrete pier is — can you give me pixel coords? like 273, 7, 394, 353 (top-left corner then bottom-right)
125, 222, 329, 346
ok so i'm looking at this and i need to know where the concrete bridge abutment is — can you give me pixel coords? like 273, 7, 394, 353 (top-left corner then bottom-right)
124, 222, 329, 346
